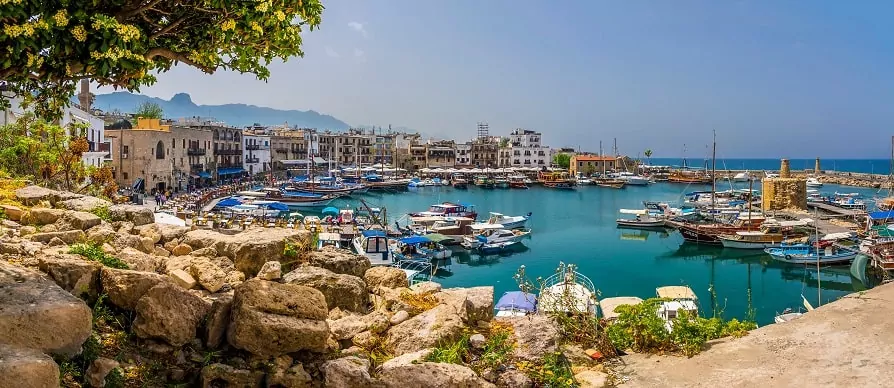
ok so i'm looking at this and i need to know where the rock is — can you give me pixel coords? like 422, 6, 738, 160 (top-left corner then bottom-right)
85, 357, 120, 387
39, 224, 58, 233
172, 243, 193, 256
411, 281, 443, 294
19, 225, 37, 236
47, 236, 66, 247
267, 356, 312, 388
169, 269, 197, 289
15, 185, 60, 206
321, 356, 381, 388
497, 370, 533, 388
470, 333, 487, 350
163, 240, 179, 253
256, 261, 281, 280
191, 247, 218, 257
437, 287, 494, 323
153, 246, 170, 257
139, 236, 156, 253
328, 311, 389, 340
29, 229, 85, 245
86, 225, 116, 245
205, 294, 234, 349
388, 304, 465, 356
305, 246, 371, 277
351, 330, 374, 348
201, 363, 264, 388
116, 247, 162, 272
100, 267, 167, 310
190, 256, 230, 293
390, 310, 410, 325
1, 205, 23, 221
114, 221, 135, 235
0, 344, 59, 387
227, 279, 329, 356
575, 370, 609, 388
365, 266, 409, 290
0, 262, 92, 356
378, 362, 495, 388
59, 195, 111, 212
132, 282, 212, 346
156, 224, 189, 243
497, 316, 560, 362
109, 233, 142, 253
182, 228, 310, 276
37, 254, 102, 299
283, 266, 368, 313
56, 211, 101, 231
27, 208, 65, 225
108, 204, 154, 226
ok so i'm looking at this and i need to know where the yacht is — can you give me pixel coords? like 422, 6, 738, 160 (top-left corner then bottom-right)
352, 230, 392, 266
410, 202, 477, 219
471, 212, 531, 230
538, 264, 599, 315
391, 235, 453, 260
732, 171, 752, 182
461, 227, 531, 249
617, 172, 650, 186
806, 177, 823, 188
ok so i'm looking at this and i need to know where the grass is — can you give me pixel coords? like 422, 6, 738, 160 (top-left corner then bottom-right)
399, 290, 440, 315
90, 205, 112, 222
518, 352, 578, 388
69, 242, 129, 269
362, 333, 395, 368
477, 322, 516, 371
425, 334, 470, 365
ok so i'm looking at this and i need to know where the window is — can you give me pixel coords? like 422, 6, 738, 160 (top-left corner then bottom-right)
123, 172, 128, 180
172, 139, 175, 149
183, 139, 186, 148
578, 162, 583, 167
155, 141, 165, 159
123, 145, 129, 157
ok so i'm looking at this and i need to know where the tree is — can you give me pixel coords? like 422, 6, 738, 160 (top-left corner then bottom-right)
553, 153, 571, 169
0, 113, 84, 190
134, 101, 163, 119
644, 149, 653, 164
0, 0, 324, 120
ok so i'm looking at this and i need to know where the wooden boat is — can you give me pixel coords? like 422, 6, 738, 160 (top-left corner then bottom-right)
866, 240, 894, 270
474, 175, 495, 189
594, 179, 626, 189
765, 243, 859, 265
718, 220, 810, 249
509, 175, 529, 189
538, 171, 575, 189
452, 176, 469, 189
494, 177, 511, 189
667, 170, 713, 184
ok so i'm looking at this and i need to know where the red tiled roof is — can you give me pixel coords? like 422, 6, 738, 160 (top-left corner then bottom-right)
572, 155, 616, 162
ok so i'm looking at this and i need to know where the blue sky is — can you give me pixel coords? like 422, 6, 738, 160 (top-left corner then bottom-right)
101, 1, 894, 158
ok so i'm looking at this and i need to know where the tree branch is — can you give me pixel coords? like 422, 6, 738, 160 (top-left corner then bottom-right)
149, 16, 188, 40
145, 47, 213, 73
117, 0, 166, 21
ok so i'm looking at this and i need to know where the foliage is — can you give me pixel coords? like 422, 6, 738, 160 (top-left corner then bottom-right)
477, 322, 515, 371
134, 101, 163, 119
69, 243, 129, 269
553, 153, 571, 169
425, 334, 470, 365
105, 368, 125, 388
0, 114, 90, 190
57, 333, 101, 384
644, 149, 653, 160
283, 240, 299, 259
361, 332, 394, 368
398, 290, 440, 315
517, 352, 577, 388
499, 137, 510, 148
86, 164, 119, 199
90, 205, 112, 222
0, 0, 324, 120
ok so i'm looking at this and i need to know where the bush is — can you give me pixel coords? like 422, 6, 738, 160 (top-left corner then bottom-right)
426, 335, 471, 365
69, 243, 129, 269
90, 205, 112, 222
518, 352, 577, 387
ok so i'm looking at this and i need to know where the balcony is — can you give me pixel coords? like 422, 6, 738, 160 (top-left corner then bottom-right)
187, 148, 206, 156
215, 148, 242, 155
218, 163, 240, 169
245, 144, 260, 150
190, 163, 204, 171
275, 148, 289, 154
245, 157, 260, 164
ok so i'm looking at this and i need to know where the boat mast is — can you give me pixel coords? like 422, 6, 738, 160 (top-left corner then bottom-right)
889, 135, 893, 196
711, 130, 717, 211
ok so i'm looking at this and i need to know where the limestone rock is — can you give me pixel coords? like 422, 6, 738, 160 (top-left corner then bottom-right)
378, 362, 495, 388
190, 256, 230, 293
56, 211, 101, 231
411, 281, 443, 294
116, 247, 162, 272
182, 228, 310, 276
267, 356, 312, 388
0, 344, 60, 388
169, 269, 197, 289
201, 363, 264, 388
283, 266, 368, 313
132, 282, 212, 346
388, 304, 465, 356
15, 185, 60, 206
156, 223, 189, 243
497, 370, 533, 388
365, 266, 409, 290
19, 225, 37, 236
139, 236, 156, 253
575, 370, 609, 388
205, 293, 234, 349
191, 247, 218, 257
108, 233, 142, 253
321, 356, 382, 388
437, 287, 494, 323
328, 311, 390, 340
114, 221, 135, 235
27, 208, 65, 225
108, 204, 154, 226
381, 348, 432, 369
86, 225, 116, 245
100, 267, 167, 310
0, 262, 92, 356
30, 229, 85, 245
306, 246, 371, 277
59, 195, 111, 212
39, 224, 58, 233
37, 254, 102, 299
227, 279, 329, 356
1, 204, 23, 221
390, 310, 410, 325
470, 333, 487, 350
172, 243, 193, 256
153, 246, 170, 257
256, 261, 281, 280
47, 236, 66, 247
497, 316, 560, 362
137, 223, 162, 244
85, 357, 119, 387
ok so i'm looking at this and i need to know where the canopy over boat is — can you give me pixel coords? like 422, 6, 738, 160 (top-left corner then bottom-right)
656, 286, 698, 300
424, 233, 452, 243
254, 201, 289, 211
821, 232, 855, 241
470, 223, 505, 231
619, 209, 648, 215
216, 197, 242, 207
869, 210, 894, 220
399, 235, 431, 245
495, 291, 537, 313
600, 296, 644, 320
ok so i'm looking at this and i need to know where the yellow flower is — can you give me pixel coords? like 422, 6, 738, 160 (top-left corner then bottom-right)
257, 1, 269, 12
3, 24, 21, 38
275, 10, 286, 22
221, 19, 236, 32
71, 25, 87, 42
250, 21, 263, 34
53, 10, 68, 27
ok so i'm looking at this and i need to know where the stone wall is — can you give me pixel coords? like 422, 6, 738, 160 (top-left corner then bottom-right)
762, 177, 807, 211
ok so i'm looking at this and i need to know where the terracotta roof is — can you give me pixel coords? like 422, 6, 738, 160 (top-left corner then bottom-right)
572, 155, 616, 162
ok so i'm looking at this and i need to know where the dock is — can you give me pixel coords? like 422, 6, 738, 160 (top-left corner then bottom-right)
806, 201, 865, 218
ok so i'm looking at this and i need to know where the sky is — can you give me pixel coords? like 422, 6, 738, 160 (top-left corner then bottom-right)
98, 1, 894, 159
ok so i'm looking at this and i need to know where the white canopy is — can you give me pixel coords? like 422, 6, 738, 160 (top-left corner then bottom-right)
821, 232, 855, 241
619, 209, 648, 215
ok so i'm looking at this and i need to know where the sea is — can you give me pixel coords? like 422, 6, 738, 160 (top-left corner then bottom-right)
648, 158, 891, 175
322, 180, 885, 326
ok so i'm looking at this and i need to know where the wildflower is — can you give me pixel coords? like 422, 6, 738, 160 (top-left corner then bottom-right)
3, 24, 21, 38
250, 21, 263, 34
257, 1, 269, 12
221, 19, 236, 32
71, 25, 87, 42
274, 10, 286, 22
53, 10, 69, 27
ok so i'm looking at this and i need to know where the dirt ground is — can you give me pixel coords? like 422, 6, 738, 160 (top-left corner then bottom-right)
615, 282, 894, 388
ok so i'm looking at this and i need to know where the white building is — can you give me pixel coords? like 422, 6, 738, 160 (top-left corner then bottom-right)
455, 142, 472, 167
509, 128, 550, 168
243, 133, 271, 176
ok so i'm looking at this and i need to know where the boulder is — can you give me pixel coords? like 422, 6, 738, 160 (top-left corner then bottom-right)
201, 363, 264, 388
116, 247, 162, 272
575, 370, 609, 388
306, 247, 371, 277
365, 266, 409, 290
497, 316, 560, 362
132, 282, 212, 346
169, 269, 197, 289
284, 266, 368, 313
29, 230, 85, 245
100, 267, 167, 310
37, 254, 102, 299
227, 279, 329, 356
108, 233, 142, 253
47, 236, 66, 247
256, 261, 281, 280
205, 294, 234, 349
388, 304, 465, 356
469, 333, 486, 350
139, 236, 156, 253
182, 228, 310, 276
411, 281, 443, 294
86, 225, 116, 245
19, 225, 37, 236
0, 344, 59, 388
0, 262, 92, 356
328, 311, 390, 340
39, 224, 58, 233
27, 208, 65, 225
15, 185, 60, 206
58, 195, 111, 212
56, 211, 101, 231
172, 244, 193, 256
378, 362, 495, 388
497, 370, 533, 388
113, 221, 135, 235
85, 357, 120, 387
390, 310, 410, 325
321, 356, 382, 388
153, 246, 170, 257
1, 204, 23, 221
437, 287, 494, 323
156, 224, 189, 243
381, 348, 432, 369
108, 204, 154, 226
267, 355, 312, 388
137, 224, 162, 244
190, 256, 231, 293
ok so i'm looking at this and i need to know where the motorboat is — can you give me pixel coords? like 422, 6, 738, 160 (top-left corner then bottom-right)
732, 171, 752, 182
263, 188, 338, 208
537, 264, 598, 315
718, 219, 811, 249
509, 175, 529, 189
226, 204, 283, 218
317, 232, 343, 250
616, 172, 650, 186
576, 176, 593, 185
830, 196, 866, 210
538, 171, 575, 189
616, 209, 666, 228
594, 178, 626, 189
474, 175, 494, 189
388, 260, 434, 286
391, 235, 452, 260
495, 291, 537, 317
410, 202, 477, 220
806, 177, 823, 188
774, 307, 804, 324
656, 286, 699, 331
478, 240, 521, 255
471, 212, 531, 230
338, 209, 355, 224
407, 216, 475, 241
352, 230, 392, 266
494, 177, 511, 189
461, 227, 531, 249
765, 243, 859, 265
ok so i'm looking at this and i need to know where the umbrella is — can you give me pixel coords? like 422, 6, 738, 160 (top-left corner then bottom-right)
154, 212, 186, 227
322, 207, 339, 216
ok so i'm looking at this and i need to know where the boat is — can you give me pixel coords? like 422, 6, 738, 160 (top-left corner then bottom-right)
391, 235, 453, 260
616, 172, 650, 186
616, 209, 666, 228
509, 175, 529, 189
262, 188, 339, 208
388, 260, 434, 286
656, 286, 699, 331
576, 176, 593, 185
461, 227, 531, 249
764, 239, 859, 265
594, 179, 626, 189
495, 291, 537, 317
478, 240, 520, 254
352, 229, 392, 266
774, 307, 804, 323
538, 171, 575, 189
452, 174, 469, 189
732, 171, 752, 182
494, 177, 511, 189
830, 196, 866, 211
806, 177, 823, 188
600, 296, 644, 322
471, 212, 531, 230
474, 175, 494, 189
675, 214, 766, 245
317, 232, 343, 249
878, 197, 894, 211
667, 169, 713, 184
406, 216, 475, 241
718, 219, 811, 249
410, 202, 477, 219
537, 264, 598, 315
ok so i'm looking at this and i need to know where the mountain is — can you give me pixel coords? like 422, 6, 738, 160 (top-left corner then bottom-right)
92, 92, 350, 129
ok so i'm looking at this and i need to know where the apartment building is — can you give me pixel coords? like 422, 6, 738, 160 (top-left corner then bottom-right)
470, 138, 498, 168
509, 128, 550, 168
426, 140, 456, 168
270, 129, 309, 173
243, 132, 271, 177
455, 143, 472, 167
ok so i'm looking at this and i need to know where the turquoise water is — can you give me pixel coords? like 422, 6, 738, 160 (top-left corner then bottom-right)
328, 182, 879, 325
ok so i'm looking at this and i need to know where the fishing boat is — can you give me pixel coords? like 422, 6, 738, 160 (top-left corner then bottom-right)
537, 264, 599, 315
474, 175, 495, 189
452, 174, 469, 189
471, 212, 531, 230
494, 176, 511, 189
539, 171, 576, 189
774, 307, 805, 323
594, 179, 626, 189
407, 216, 475, 241
656, 286, 699, 331
806, 177, 823, 188
478, 240, 520, 254
410, 202, 477, 219
262, 188, 339, 208
616, 209, 666, 228
391, 235, 452, 260
675, 214, 766, 245
718, 219, 811, 249
764, 238, 859, 265
495, 291, 537, 317
509, 175, 529, 189
576, 175, 593, 185
461, 227, 531, 249
829, 195, 866, 211
352, 229, 392, 266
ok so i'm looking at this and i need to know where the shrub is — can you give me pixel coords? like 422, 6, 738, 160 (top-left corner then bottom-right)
69, 243, 128, 269
90, 205, 112, 222
518, 352, 577, 388
426, 334, 471, 365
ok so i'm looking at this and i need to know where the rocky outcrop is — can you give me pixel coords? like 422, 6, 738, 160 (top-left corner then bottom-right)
132, 282, 212, 346
189, 256, 232, 293
321, 356, 382, 388
59, 195, 111, 212
378, 362, 495, 388
15, 185, 60, 206
55, 210, 101, 231
498, 315, 560, 362
205, 294, 234, 349
201, 363, 264, 388
37, 254, 102, 299
27, 208, 64, 225
227, 279, 329, 356
182, 228, 309, 276
108, 204, 154, 226
365, 266, 408, 289
328, 311, 389, 340
437, 287, 495, 323
0, 344, 60, 388
86, 224, 116, 245
305, 247, 371, 277
100, 267, 167, 310
388, 304, 466, 356
0, 262, 92, 356
116, 247, 163, 272
29, 229, 85, 245
267, 355, 312, 387
283, 266, 368, 313
1, 204, 24, 221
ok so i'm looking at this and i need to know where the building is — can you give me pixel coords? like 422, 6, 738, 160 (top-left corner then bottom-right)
106, 118, 175, 193
170, 125, 214, 189
498, 143, 512, 168
243, 131, 271, 177
509, 129, 550, 168
426, 140, 456, 168
455, 142, 472, 167
270, 128, 309, 176
570, 154, 618, 176
470, 138, 498, 168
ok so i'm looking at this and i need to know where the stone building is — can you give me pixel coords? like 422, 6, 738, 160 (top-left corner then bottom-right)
470, 138, 498, 168
170, 125, 214, 189
570, 155, 617, 176
762, 159, 807, 211
455, 143, 472, 167
426, 140, 457, 168
270, 129, 309, 175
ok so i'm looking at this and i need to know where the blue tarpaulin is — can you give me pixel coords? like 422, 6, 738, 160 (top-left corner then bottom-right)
399, 236, 431, 244
261, 202, 289, 211
362, 230, 386, 237
869, 210, 894, 220
218, 167, 245, 175
216, 197, 242, 207
198, 171, 212, 178
495, 291, 537, 312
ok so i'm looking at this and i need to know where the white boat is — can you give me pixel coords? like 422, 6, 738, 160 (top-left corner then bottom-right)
227, 204, 283, 218
470, 212, 531, 230
616, 209, 666, 228
478, 240, 521, 255
617, 172, 650, 186
391, 235, 453, 260
600, 296, 644, 322
317, 232, 342, 249
656, 286, 699, 331
774, 310, 804, 323
538, 264, 599, 315
388, 260, 433, 286
806, 177, 823, 188
831, 196, 866, 210
576, 177, 593, 185
461, 228, 531, 249
732, 171, 752, 182
352, 229, 392, 266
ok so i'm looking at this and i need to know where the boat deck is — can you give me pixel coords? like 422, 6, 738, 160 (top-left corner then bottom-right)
806, 201, 865, 218
539, 283, 597, 314
600, 296, 644, 320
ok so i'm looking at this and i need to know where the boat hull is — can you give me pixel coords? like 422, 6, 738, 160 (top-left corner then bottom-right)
720, 238, 781, 249
677, 225, 723, 245
623, 177, 650, 186
616, 219, 666, 228
765, 248, 859, 265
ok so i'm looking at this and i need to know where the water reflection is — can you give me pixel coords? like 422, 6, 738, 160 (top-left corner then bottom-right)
617, 227, 672, 241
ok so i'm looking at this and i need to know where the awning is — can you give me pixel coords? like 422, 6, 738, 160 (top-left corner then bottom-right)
362, 230, 386, 237
313, 157, 331, 164
869, 210, 894, 220
495, 291, 537, 312
198, 171, 212, 178
218, 167, 245, 175
215, 197, 242, 207
400, 235, 431, 244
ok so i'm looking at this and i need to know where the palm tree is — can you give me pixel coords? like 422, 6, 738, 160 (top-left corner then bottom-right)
644, 149, 653, 165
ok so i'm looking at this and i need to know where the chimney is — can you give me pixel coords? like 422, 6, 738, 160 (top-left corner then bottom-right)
780, 159, 791, 178
814, 158, 821, 174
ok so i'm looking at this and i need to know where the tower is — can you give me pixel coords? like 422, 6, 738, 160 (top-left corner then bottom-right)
77, 79, 93, 110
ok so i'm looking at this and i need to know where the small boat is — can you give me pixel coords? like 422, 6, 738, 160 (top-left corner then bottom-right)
600, 296, 644, 322
538, 264, 598, 315
538, 171, 576, 189
806, 177, 823, 188
410, 202, 477, 220
452, 175, 469, 189
732, 171, 752, 182
495, 291, 537, 317
616, 209, 666, 228
509, 175, 529, 189
474, 175, 495, 189
656, 286, 699, 331
391, 235, 453, 260
317, 232, 343, 250
227, 204, 283, 218
616, 172, 650, 186
594, 179, 626, 189
338, 209, 355, 224
576, 176, 593, 185
263, 188, 339, 208
718, 219, 810, 249
764, 237, 859, 265
494, 177, 511, 189
478, 240, 520, 254
471, 212, 531, 230
830, 196, 866, 210
388, 260, 434, 286
877, 197, 894, 211
667, 170, 713, 184
461, 227, 532, 249
352, 230, 392, 266
407, 216, 475, 241
774, 308, 804, 324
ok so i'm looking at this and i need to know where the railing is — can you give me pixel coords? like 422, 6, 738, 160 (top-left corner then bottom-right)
275, 148, 288, 153
245, 157, 260, 163
190, 163, 204, 171
215, 149, 242, 155
187, 148, 206, 156
245, 144, 260, 150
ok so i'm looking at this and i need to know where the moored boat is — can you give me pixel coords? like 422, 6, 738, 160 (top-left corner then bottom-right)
471, 212, 531, 230
806, 177, 823, 188
495, 291, 537, 317
494, 177, 511, 189
616, 209, 666, 228
478, 240, 521, 254
538, 171, 576, 189
352, 230, 392, 266
474, 175, 495, 189
509, 175, 529, 189
718, 219, 810, 249
410, 202, 477, 219
594, 179, 626, 189
461, 227, 531, 249
656, 286, 699, 331
452, 174, 469, 189
538, 264, 598, 315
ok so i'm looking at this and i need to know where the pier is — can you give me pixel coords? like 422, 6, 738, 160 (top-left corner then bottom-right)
806, 201, 865, 218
